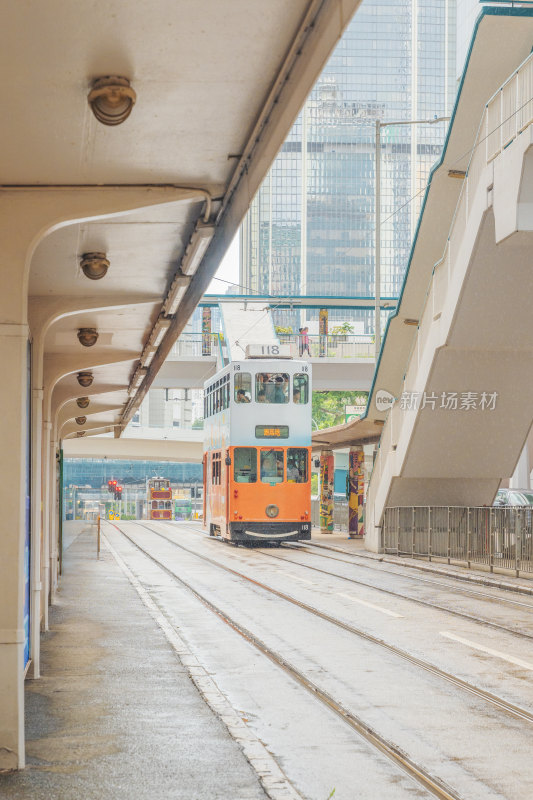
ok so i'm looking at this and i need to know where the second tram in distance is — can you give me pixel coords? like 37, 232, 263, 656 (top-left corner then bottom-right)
203, 352, 312, 544
147, 477, 172, 520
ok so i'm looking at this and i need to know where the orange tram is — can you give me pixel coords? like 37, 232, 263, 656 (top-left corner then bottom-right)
148, 477, 172, 520
203, 352, 312, 544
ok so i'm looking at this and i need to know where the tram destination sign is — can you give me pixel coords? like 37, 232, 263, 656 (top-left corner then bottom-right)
255, 425, 289, 439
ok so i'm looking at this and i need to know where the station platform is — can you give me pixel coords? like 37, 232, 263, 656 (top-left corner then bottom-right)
1, 525, 267, 800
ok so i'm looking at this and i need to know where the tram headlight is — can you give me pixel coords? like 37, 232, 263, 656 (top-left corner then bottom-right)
265, 504, 279, 518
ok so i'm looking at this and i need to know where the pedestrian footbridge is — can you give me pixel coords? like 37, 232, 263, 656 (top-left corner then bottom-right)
312, 9, 533, 551
154, 300, 376, 391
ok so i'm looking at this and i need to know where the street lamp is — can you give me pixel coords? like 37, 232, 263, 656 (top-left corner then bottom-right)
374, 116, 450, 360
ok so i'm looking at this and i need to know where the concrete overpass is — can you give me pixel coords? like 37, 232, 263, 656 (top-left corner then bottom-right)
63, 434, 203, 463
0, 0, 363, 769
312, 9, 533, 550
152, 299, 376, 390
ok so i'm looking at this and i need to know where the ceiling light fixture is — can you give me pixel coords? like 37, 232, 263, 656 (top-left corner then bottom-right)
163, 271, 191, 317
77, 328, 99, 347
162, 225, 215, 318
80, 252, 110, 280
181, 224, 215, 277
75, 416, 87, 426
76, 431, 86, 438
127, 366, 148, 396
88, 76, 136, 126
77, 371, 94, 388
76, 397, 90, 409
148, 315, 172, 348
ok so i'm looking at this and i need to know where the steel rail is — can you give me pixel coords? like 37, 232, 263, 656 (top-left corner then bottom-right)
289, 543, 533, 610
110, 520, 462, 800
297, 541, 533, 605
126, 521, 533, 726
252, 548, 533, 642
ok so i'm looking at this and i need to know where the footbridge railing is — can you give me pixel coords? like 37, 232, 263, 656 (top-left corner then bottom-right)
382, 506, 533, 577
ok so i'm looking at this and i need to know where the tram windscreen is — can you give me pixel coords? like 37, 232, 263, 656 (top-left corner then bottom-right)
234, 448, 257, 483
260, 449, 284, 483
255, 373, 289, 403
287, 449, 308, 483
293, 374, 309, 404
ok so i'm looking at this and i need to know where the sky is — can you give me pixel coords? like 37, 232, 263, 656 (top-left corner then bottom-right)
207, 231, 240, 294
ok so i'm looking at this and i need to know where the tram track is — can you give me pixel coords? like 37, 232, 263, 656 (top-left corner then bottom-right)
253, 547, 533, 642
167, 521, 533, 640
128, 520, 533, 727
110, 520, 463, 800
290, 543, 533, 610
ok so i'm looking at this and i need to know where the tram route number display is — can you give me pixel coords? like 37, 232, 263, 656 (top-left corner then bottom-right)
245, 344, 291, 359
255, 425, 289, 439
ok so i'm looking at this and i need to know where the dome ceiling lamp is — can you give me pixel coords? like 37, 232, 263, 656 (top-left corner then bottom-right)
77, 328, 99, 347
80, 252, 110, 281
77, 372, 93, 388
88, 76, 136, 126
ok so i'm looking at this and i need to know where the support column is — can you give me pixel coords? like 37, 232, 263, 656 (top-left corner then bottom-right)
319, 308, 328, 358
202, 307, 212, 356
28, 387, 43, 678
41, 420, 52, 630
49, 436, 59, 602
348, 446, 365, 539
0, 323, 29, 769
510, 444, 530, 490
319, 449, 334, 533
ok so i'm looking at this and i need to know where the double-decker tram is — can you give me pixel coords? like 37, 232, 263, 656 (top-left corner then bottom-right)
203, 347, 312, 544
147, 477, 172, 520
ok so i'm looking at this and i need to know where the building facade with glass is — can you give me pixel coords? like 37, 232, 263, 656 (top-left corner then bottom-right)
240, 0, 457, 332
63, 459, 202, 489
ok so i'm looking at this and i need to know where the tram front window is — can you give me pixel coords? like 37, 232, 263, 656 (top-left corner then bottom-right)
256, 373, 289, 403
234, 448, 257, 483
287, 448, 308, 483
260, 449, 284, 483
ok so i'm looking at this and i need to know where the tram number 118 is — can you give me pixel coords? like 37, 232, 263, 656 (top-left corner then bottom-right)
245, 344, 289, 359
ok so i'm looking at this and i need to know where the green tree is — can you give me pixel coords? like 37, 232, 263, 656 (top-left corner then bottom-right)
312, 391, 368, 430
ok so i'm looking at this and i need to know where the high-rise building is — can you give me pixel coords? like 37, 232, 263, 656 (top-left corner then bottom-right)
240, 0, 457, 332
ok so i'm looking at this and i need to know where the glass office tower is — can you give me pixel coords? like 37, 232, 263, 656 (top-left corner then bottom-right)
240, 0, 456, 331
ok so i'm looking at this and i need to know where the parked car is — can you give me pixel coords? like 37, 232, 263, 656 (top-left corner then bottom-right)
493, 488, 533, 506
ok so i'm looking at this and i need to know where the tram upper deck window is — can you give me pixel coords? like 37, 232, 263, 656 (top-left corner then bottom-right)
260, 449, 284, 483
234, 448, 257, 483
255, 373, 289, 403
234, 372, 251, 403
287, 448, 308, 483
293, 374, 309, 404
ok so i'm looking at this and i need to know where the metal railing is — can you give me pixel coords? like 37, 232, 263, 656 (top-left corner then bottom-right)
382, 506, 533, 576
278, 334, 374, 360
168, 333, 222, 359
311, 497, 349, 530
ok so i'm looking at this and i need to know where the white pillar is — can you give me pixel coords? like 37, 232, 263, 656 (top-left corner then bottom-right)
0, 323, 29, 769
41, 420, 52, 630
28, 387, 43, 679
510, 444, 531, 490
